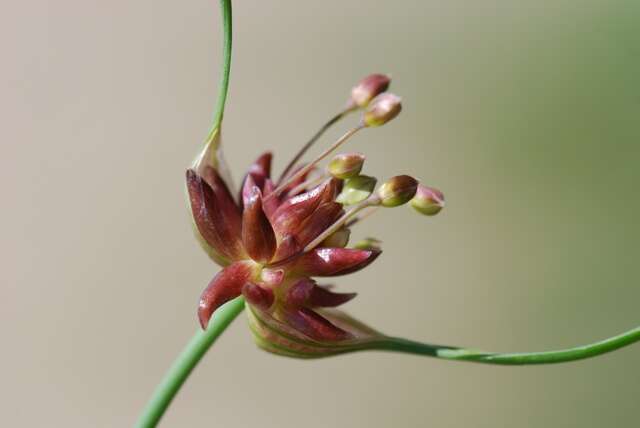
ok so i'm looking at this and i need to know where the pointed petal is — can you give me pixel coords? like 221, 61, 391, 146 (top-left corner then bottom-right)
291, 247, 381, 277
239, 152, 272, 207
186, 169, 244, 261
286, 278, 316, 307
271, 234, 302, 264
286, 278, 356, 308
261, 179, 280, 219
242, 282, 274, 310
308, 286, 357, 307
242, 185, 277, 263
284, 308, 352, 342
293, 202, 344, 247
247, 152, 272, 186
271, 179, 339, 237
198, 262, 253, 329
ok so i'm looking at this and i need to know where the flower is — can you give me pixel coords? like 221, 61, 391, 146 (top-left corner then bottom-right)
186, 75, 444, 357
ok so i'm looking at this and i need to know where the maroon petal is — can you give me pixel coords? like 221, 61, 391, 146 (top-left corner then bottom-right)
271, 234, 302, 264
239, 152, 272, 207
271, 179, 339, 237
242, 282, 274, 310
242, 185, 277, 263
262, 179, 280, 219
286, 278, 316, 307
308, 285, 357, 307
293, 202, 344, 247
286, 278, 356, 308
198, 262, 253, 329
284, 307, 352, 342
292, 247, 381, 277
186, 169, 244, 261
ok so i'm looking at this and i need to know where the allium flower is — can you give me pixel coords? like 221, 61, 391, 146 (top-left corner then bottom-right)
186, 75, 444, 357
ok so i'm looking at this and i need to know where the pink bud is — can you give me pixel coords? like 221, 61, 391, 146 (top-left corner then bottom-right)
349, 74, 391, 108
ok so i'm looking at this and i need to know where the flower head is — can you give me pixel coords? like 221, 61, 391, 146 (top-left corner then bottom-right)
187, 75, 444, 357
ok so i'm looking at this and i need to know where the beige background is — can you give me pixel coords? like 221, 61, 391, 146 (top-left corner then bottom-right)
3, 1, 640, 427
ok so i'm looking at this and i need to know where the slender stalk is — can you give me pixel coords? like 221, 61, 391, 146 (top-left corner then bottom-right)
278, 108, 355, 183
369, 325, 640, 365
269, 124, 365, 200
135, 297, 245, 428
205, 0, 233, 144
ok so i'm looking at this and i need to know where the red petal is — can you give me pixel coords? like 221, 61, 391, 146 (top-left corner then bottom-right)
242, 185, 277, 263
286, 278, 356, 308
261, 179, 280, 219
291, 247, 381, 277
308, 285, 357, 307
198, 262, 253, 329
186, 169, 244, 261
239, 152, 272, 207
271, 179, 339, 237
293, 202, 344, 247
286, 278, 316, 307
242, 283, 274, 310
284, 308, 352, 342
271, 234, 302, 264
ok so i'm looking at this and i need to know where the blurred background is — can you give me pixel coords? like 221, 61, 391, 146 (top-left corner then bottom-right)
3, 1, 639, 426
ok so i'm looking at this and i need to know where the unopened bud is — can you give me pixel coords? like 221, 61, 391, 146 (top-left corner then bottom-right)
336, 175, 377, 205
410, 184, 445, 216
349, 74, 391, 108
377, 175, 418, 207
363, 93, 402, 127
327, 153, 365, 180
321, 227, 351, 248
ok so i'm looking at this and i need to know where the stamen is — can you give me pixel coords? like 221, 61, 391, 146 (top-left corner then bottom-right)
268, 124, 365, 201
278, 108, 356, 183
303, 195, 381, 252
287, 174, 327, 197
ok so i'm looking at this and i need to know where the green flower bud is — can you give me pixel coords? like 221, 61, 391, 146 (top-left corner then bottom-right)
410, 184, 445, 216
336, 175, 378, 205
327, 153, 365, 180
363, 93, 402, 127
377, 175, 418, 207
349, 74, 391, 108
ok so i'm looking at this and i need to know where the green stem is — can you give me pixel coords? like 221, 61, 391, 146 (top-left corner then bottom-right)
370, 325, 640, 365
135, 297, 245, 428
206, 0, 233, 143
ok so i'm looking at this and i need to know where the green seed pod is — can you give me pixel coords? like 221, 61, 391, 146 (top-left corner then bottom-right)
363, 93, 402, 127
336, 175, 378, 205
410, 184, 445, 216
327, 153, 365, 180
377, 175, 418, 207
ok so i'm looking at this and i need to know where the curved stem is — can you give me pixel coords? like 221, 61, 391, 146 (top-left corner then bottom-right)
135, 297, 245, 428
206, 0, 233, 144
370, 325, 640, 365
